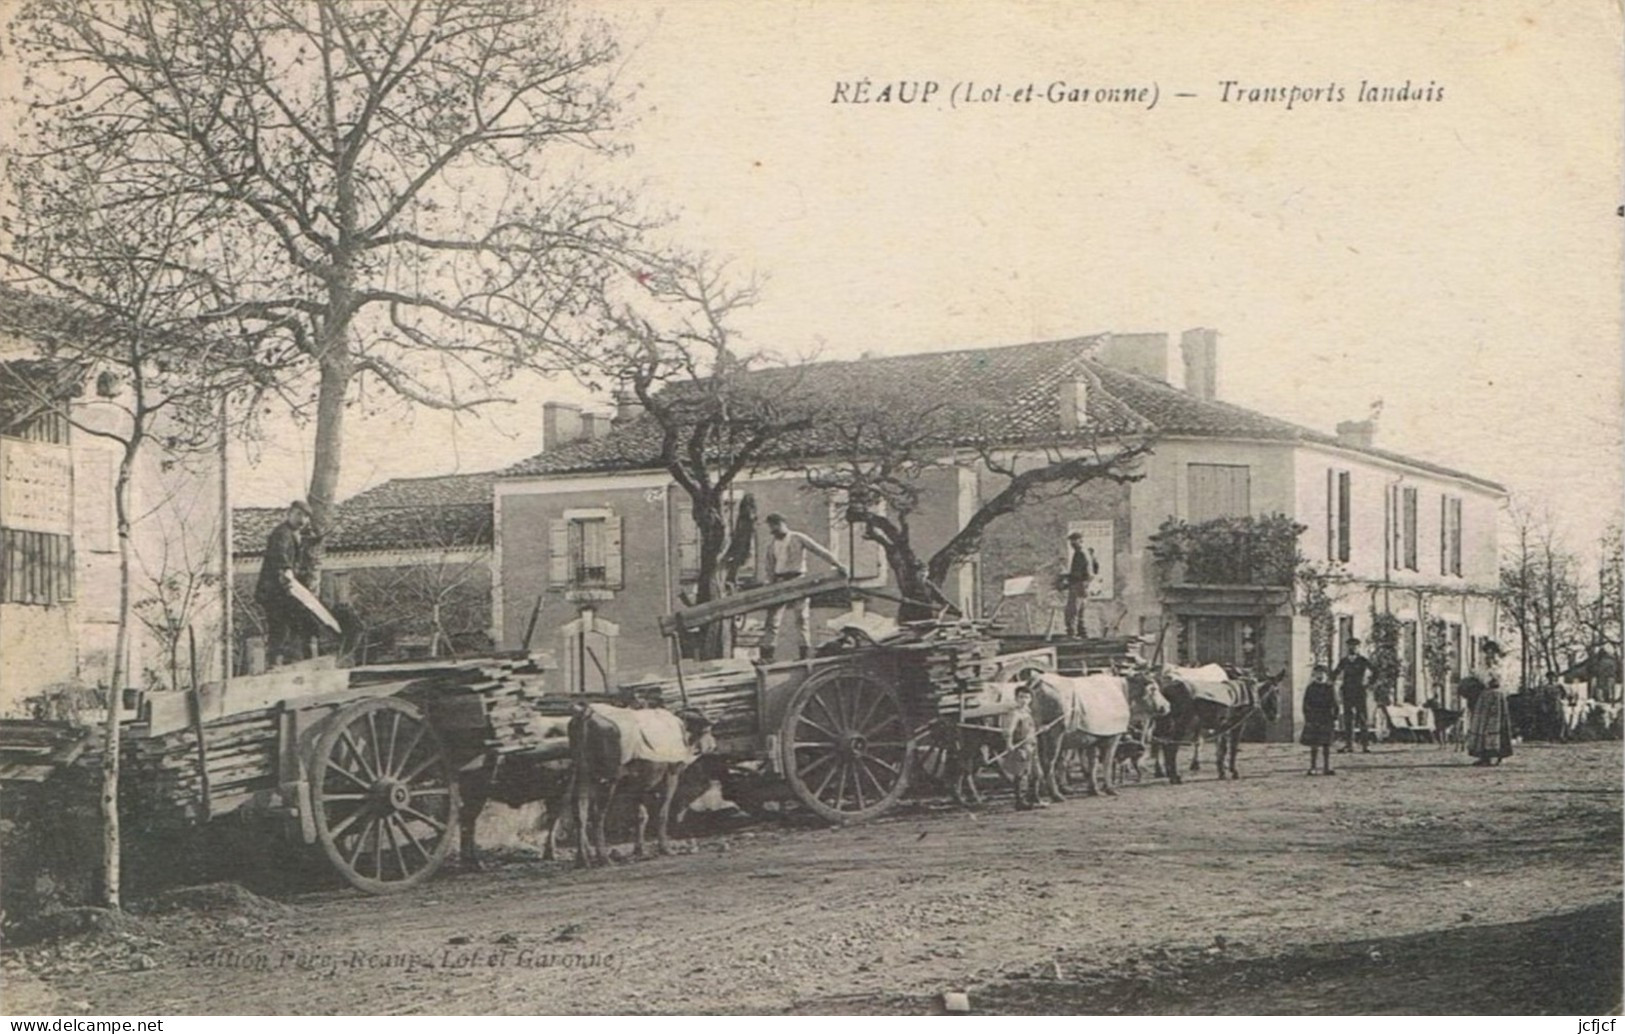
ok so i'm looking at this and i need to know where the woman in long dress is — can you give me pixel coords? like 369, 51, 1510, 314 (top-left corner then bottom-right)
1465, 643, 1513, 766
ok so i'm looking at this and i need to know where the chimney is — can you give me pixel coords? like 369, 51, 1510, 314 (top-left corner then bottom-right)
1180, 328, 1218, 401
542, 401, 582, 450
612, 389, 644, 426
1092, 332, 1176, 384
580, 411, 615, 440
1058, 377, 1089, 431
1336, 420, 1376, 450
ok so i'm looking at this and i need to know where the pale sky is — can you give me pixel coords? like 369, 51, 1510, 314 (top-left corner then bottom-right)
90, 1, 1625, 554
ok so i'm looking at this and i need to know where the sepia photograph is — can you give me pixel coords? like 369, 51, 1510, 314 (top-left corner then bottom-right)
0, 0, 1620, 1019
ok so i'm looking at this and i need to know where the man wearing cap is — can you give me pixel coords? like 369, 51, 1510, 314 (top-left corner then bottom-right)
255, 500, 314, 668
1063, 531, 1100, 638
1333, 637, 1374, 754
759, 512, 846, 662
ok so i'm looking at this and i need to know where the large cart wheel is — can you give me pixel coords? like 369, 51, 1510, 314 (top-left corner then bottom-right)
779, 664, 912, 823
309, 697, 459, 893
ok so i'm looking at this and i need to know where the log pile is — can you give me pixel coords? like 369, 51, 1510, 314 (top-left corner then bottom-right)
995, 634, 1143, 675
884, 625, 1002, 718
620, 665, 760, 743
0, 721, 96, 784
120, 708, 279, 822
392, 656, 561, 758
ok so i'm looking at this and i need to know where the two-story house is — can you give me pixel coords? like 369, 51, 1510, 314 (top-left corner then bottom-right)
489, 330, 1505, 741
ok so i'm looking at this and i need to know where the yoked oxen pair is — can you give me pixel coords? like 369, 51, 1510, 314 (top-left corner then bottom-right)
1152, 664, 1285, 783
1021, 666, 1171, 801
568, 702, 716, 866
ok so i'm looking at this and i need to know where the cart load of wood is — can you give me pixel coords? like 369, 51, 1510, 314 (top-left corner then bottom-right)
360, 655, 558, 758
119, 707, 280, 822
994, 635, 1144, 675
620, 662, 759, 743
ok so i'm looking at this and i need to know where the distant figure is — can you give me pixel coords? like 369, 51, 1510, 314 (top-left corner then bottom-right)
1333, 638, 1374, 754
254, 499, 313, 668
1063, 531, 1100, 638
1465, 641, 1513, 766
1301, 663, 1338, 775
759, 512, 846, 663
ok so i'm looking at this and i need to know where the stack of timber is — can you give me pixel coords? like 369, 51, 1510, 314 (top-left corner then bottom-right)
620, 662, 760, 743
0, 721, 96, 784
381, 655, 561, 758
995, 634, 1143, 675
119, 708, 279, 822
882, 623, 1002, 718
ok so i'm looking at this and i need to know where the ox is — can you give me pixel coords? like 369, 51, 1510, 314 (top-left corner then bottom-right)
1023, 668, 1170, 801
568, 703, 716, 867
452, 713, 574, 871
1153, 666, 1284, 783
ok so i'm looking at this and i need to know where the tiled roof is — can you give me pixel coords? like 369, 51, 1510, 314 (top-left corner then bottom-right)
501, 336, 1504, 491
233, 474, 494, 556
0, 358, 82, 433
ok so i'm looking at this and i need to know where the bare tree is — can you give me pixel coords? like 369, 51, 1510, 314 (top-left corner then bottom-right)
798, 386, 1155, 622
0, 184, 259, 910
578, 258, 818, 657
8, 0, 650, 577
1501, 499, 1587, 688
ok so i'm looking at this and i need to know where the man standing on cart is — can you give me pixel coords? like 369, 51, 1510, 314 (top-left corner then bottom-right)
759, 512, 847, 662
1063, 530, 1100, 638
255, 499, 314, 668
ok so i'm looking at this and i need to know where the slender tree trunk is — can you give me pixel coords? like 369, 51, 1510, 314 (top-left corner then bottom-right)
103, 444, 138, 910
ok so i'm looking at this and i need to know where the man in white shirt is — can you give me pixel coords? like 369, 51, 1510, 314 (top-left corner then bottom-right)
760, 512, 846, 662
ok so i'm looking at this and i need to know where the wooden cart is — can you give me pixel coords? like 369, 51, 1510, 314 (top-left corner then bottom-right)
118, 654, 559, 894
644, 574, 1050, 824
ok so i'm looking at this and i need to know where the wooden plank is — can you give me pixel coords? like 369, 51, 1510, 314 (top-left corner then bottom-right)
659, 572, 847, 635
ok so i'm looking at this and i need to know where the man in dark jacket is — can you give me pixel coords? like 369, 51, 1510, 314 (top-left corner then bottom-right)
1334, 637, 1374, 754
255, 500, 313, 668
1063, 531, 1100, 638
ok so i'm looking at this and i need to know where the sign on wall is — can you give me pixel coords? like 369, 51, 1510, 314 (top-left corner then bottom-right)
1065, 519, 1115, 600
0, 438, 73, 535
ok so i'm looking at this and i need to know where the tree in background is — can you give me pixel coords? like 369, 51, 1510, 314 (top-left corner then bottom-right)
798, 383, 1155, 622
9, 0, 651, 581
576, 258, 817, 657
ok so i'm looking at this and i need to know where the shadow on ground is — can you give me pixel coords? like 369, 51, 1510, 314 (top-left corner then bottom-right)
790, 899, 1624, 1015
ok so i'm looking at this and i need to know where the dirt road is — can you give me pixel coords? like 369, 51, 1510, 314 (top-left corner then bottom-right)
6, 740, 1621, 1015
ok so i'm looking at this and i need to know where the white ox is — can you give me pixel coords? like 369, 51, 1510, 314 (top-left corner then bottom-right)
1022, 669, 1170, 801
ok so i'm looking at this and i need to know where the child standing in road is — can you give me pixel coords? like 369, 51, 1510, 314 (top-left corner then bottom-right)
1301, 663, 1338, 775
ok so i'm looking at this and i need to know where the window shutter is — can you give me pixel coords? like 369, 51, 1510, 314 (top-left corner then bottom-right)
1443, 494, 1456, 572
1451, 497, 1463, 576
1337, 472, 1351, 562
676, 500, 700, 581
547, 518, 569, 588
1326, 469, 1335, 561
605, 515, 625, 588
1403, 488, 1418, 571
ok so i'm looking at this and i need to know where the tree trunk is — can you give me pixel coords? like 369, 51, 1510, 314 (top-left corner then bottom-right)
692, 497, 730, 659
102, 444, 138, 910
307, 352, 351, 576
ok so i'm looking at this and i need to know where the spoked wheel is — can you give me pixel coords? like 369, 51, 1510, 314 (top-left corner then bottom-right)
309, 697, 459, 893
780, 664, 912, 823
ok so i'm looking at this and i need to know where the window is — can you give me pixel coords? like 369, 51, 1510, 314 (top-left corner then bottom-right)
1187, 463, 1251, 522
1337, 615, 1356, 662
675, 496, 758, 586
1446, 622, 1463, 705
1390, 485, 1418, 572
1440, 495, 1462, 576
1325, 469, 1351, 563
548, 510, 623, 590
830, 495, 886, 584
1400, 619, 1418, 703
1, 528, 75, 605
